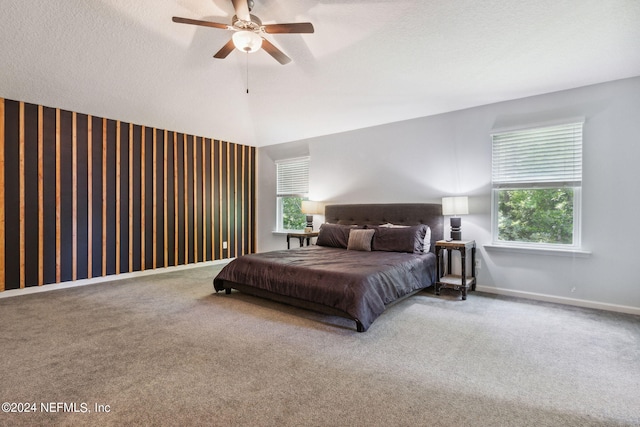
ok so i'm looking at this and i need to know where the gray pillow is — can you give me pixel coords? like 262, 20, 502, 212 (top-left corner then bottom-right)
371, 224, 427, 253
347, 229, 375, 251
377, 223, 431, 252
316, 223, 357, 249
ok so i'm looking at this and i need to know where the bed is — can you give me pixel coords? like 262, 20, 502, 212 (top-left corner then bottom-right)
213, 203, 444, 332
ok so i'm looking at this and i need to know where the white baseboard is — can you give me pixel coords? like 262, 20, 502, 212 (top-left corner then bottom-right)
0, 259, 232, 299
476, 285, 640, 316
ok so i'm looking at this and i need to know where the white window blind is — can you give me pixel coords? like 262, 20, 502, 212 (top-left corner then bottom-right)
492, 122, 583, 188
276, 157, 309, 197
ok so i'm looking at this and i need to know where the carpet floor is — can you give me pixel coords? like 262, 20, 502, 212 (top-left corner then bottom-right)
1, 264, 639, 426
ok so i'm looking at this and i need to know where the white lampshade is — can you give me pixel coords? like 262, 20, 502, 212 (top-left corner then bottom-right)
442, 196, 469, 216
232, 31, 262, 53
301, 201, 324, 215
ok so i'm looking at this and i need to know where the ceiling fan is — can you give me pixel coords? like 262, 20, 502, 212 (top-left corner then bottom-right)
172, 0, 314, 65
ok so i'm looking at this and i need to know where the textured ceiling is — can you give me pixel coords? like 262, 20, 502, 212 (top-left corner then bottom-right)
2, 0, 640, 147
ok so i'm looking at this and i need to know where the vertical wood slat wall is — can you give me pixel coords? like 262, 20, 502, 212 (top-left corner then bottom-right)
0, 98, 256, 291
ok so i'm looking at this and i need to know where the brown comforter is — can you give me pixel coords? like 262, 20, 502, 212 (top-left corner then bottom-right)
213, 245, 437, 331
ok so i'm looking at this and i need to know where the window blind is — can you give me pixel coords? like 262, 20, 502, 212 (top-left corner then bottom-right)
492, 122, 583, 188
276, 156, 309, 197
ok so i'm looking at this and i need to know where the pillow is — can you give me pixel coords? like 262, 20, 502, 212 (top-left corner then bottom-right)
371, 224, 427, 253
374, 223, 431, 252
423, 226, 432, 253
347, 229, 375, 251
378, 223, 407, 228
316, 223, 358, 249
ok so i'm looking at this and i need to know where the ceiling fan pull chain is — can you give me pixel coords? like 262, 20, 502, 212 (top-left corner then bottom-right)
246, 51, 249, 94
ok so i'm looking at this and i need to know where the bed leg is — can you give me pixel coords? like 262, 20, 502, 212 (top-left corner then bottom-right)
225, 288, 231, 295
355, 320, 365, 333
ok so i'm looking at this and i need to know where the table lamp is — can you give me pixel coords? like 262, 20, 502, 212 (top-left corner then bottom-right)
442, 196, 469, 240
300, 201, 323, 231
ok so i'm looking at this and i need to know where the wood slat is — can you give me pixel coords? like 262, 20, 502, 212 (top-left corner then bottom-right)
19, 102, 25, 288
38, 105, 44, 285
152, 128, 157, 269
115, 121, 121, 274
234, 144, 238, 258
102, 118, 107, 277
141, 125, 146, 271
128, 123, 133, 272
193, 136, 198, 263
55, 108, 61, 283
241, 145, 245, 256
219, 141, 223, 257
248, 147, 252, 253
173, 132, 178, 266
0, 99, 4, 291
225, 142, 231, 258
209, 139, 216, 260
250, 147, 254, 253
72, 111, 77, 281
163, 129, 168, 267
87, 115, 92, 279
183, 134, 188, 264
202, 138, 206, 261
251, 146, 255, 253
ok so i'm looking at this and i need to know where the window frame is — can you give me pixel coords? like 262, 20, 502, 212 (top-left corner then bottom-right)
491, 186, 582, 249
276, 195, 308, 232
490, 121, 583, 250
275, 156, 310, 232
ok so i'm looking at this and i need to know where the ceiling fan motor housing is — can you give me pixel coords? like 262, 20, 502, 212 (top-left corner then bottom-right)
232, 14, 262, 30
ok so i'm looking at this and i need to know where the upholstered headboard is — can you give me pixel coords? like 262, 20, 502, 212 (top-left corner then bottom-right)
324, 203, 443, 253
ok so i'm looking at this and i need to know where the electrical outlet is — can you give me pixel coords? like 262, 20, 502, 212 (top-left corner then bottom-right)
571, 286, 576, 293
222, 241, 228, 249
475, 259, 482, 269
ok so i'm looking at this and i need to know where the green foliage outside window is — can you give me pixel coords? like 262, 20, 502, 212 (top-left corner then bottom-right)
282, 196, 307, 230
497, 188, 574, 245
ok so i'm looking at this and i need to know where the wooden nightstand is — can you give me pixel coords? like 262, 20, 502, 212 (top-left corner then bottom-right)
435, 240, 476, 300
286, 231, 319, 249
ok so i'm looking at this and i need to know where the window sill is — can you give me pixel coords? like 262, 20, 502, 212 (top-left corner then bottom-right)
484, 244, 592, 257
272, 230, 306, 235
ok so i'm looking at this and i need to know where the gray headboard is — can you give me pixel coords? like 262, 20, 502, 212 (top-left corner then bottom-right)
324, 203, 443, 253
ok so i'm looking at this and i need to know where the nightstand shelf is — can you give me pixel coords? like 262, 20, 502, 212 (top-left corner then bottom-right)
438, 274, 476, 288
435, 240, 476, 300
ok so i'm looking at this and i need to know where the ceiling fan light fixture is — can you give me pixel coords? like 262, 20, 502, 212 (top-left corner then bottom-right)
232, 30, 262, 53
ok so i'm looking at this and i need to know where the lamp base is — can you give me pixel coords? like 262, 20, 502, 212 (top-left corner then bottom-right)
450, 217, 462, 241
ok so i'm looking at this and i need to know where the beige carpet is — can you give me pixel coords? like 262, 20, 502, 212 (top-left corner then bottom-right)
1, 264, 639, 426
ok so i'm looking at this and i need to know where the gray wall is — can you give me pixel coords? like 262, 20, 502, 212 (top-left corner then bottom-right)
257, 76, 640, 314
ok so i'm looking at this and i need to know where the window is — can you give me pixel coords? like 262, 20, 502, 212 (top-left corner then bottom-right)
276, 157, 309, 231
491, 122, 583, 248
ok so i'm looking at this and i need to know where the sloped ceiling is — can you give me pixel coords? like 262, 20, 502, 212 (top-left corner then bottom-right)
2, 0, 640, 147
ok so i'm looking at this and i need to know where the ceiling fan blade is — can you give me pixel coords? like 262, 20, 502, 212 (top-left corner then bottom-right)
263, 23, 315, 34
213, 39, 236, 59
172, 16, 229, 30
231, 0, 251, 22
261, 38, 291, 65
